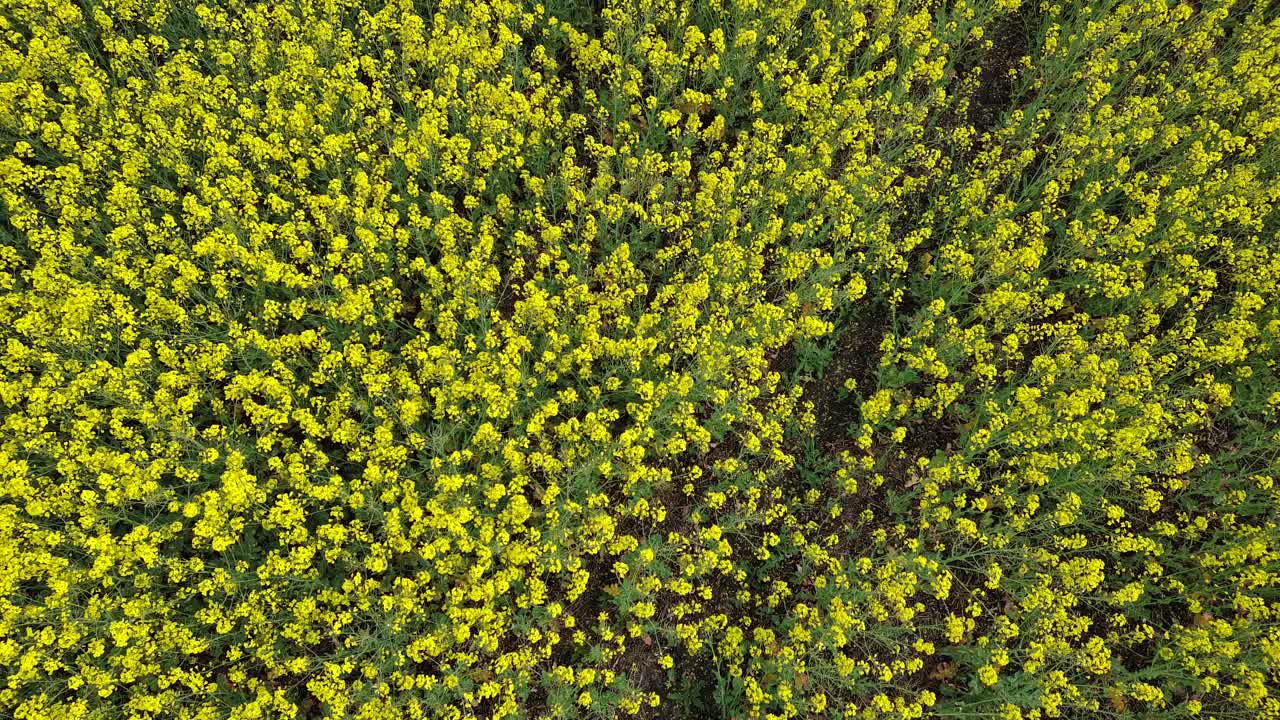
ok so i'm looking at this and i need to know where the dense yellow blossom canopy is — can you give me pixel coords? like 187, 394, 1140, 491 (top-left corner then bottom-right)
1, 0, 1278, 719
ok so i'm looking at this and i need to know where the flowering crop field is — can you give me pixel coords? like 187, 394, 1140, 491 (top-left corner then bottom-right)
2, 0, 1279, 718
